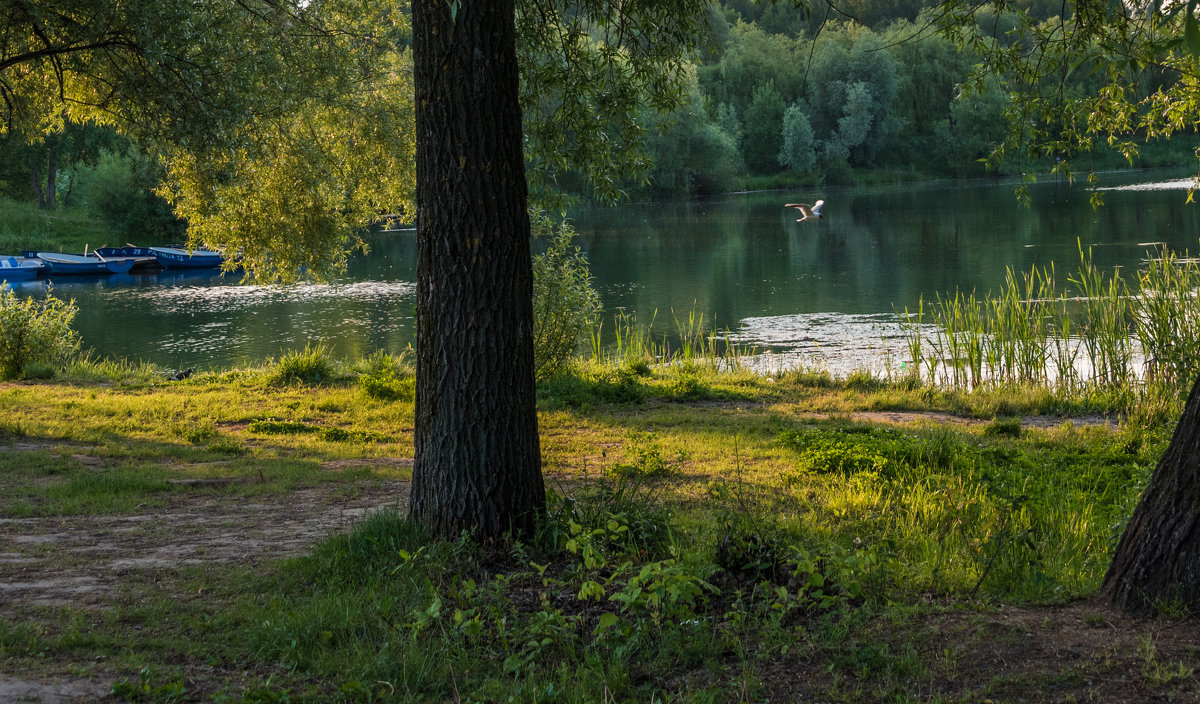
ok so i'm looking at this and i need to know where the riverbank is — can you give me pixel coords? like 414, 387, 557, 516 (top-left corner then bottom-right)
0, 198, 124, 256
0, 355, 1191, 702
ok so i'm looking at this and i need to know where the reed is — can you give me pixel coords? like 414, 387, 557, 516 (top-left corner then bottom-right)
909, 242, 1200, 399
585, 306, 749, 371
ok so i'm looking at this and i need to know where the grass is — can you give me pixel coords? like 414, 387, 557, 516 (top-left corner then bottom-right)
0, 197, 121, 254
0, 351, 1185, 701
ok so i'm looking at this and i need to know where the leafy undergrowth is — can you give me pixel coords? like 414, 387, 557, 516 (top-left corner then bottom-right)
0, 357, 1188, 701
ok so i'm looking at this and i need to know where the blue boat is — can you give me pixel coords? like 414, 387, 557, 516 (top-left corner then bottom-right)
34, 252, 136, 275
95, 246, 161, 271
149, 246, 224, 269
0, 256, 45, 281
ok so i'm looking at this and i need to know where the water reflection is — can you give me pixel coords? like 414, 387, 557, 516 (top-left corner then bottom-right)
11, 169, 1200, 371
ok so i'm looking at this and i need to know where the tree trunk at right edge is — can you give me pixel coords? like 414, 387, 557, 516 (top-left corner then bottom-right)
408, 0, 545, 540
1101, 374, 1200, 613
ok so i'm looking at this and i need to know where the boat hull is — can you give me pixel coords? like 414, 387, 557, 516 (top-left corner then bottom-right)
0, 256, 44, 281
95, 247, 161, 271
149, 247, 224, 269
34, 253, 136, 275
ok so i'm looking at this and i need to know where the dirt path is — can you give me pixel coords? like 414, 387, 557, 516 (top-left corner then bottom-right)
0, 480, 408, 703
0, 481, 408, 612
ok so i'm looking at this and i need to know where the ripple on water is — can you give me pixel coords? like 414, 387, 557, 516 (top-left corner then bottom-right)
728, 312, 932, 377
1098, 178, 1196, 191
103, 280, 418, 314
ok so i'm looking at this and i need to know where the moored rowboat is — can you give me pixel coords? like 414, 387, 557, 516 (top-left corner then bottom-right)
33, 252, 136, 275
149, 246, 224, 269
0, 256, 45, 281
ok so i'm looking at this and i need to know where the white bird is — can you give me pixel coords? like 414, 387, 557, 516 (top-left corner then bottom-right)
784, 199, 824, 222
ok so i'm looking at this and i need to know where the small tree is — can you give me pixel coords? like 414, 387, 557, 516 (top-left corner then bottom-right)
531, 212, 601, 381
742, 81, 787, 173
778, 102, 816, 173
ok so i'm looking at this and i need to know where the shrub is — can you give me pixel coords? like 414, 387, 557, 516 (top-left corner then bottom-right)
0, 287, 80, 380
271, 343, 335, 385
531, 211, 602, 381
357, 350, 413, 401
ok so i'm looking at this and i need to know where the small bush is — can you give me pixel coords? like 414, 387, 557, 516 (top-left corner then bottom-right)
0, 287, 80, 380
531, 211, 602, 381
271, 344, 335, 385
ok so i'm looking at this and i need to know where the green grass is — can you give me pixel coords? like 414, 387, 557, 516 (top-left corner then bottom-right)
0, 197, 120, 254
0, 352, 1183, 701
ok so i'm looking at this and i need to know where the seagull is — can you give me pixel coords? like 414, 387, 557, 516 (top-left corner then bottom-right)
784, 199, 825, 222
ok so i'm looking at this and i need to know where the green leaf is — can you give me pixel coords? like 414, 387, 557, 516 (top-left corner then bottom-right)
596, 612, 620, 633
1187, 3, 1200, 57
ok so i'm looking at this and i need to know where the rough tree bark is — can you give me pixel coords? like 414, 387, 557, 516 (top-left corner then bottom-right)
408, 0, 545, 539
1101, 374, 1200, 613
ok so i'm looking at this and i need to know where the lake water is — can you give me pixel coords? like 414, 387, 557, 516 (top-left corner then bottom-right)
7, 170, 1200, 373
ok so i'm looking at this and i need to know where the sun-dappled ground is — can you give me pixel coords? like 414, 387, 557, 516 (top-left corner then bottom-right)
0, 361, 1196, 701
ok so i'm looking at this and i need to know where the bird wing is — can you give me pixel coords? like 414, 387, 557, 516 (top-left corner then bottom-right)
811, 200, 824, 215
784, 203, 814, 220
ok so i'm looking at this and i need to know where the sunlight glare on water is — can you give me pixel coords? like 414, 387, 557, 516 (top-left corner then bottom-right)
728, 313, 925, 377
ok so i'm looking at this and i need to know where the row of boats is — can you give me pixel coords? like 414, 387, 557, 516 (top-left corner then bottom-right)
0, 246, 226, 282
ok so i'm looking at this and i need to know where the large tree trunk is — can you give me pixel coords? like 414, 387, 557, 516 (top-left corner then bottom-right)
408, 0, 545, 539
1101, 374, 1200, 613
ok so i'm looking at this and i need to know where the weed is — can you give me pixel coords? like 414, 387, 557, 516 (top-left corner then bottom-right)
608, 431, 688, 478
271, 344, 335, 385
248, 419, 318, 435
0, 286, 80, 380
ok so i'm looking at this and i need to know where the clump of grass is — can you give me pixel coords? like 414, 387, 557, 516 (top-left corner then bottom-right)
249, 419, 318, 435
608, 431, 688, 479
317, 427, 387, 443
985, 417, 1023, 437
270, 343, 336, 385
356, 350, 413, 401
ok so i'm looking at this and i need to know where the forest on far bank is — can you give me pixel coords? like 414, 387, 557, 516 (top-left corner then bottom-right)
3, 0, 1199, 229
633, 0, 1200, 197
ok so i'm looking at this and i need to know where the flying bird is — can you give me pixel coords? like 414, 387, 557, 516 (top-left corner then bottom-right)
784, 199, 824, 222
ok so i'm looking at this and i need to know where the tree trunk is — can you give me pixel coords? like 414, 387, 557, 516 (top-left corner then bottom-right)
28, 158, 44, 209
408, 0, 545, 539
45, 138, 57, 210
1100, 374, 1200, 613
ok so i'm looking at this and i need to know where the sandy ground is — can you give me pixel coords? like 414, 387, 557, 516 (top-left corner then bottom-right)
0, 478, 409, 703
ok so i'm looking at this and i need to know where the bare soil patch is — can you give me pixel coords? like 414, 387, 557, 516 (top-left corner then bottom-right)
0, 480, 408, 613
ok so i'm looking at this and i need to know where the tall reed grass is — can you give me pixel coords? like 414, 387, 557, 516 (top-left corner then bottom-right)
902, 243, 1200, 398
587, 307, 752, 371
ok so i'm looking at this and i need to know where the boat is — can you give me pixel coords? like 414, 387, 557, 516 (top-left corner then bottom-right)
0, 256, 45, 281
95, 246, 161, 271
149, 246, 224, 269
33, 252, 136, 275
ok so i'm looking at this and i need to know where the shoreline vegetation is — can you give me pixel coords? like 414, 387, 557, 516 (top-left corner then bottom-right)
1, 279, 1196, 699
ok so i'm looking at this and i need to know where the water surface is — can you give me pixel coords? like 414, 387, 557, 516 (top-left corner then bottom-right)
8, 170, 1200, 372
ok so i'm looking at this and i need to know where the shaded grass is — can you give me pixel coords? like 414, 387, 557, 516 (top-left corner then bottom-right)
0, 353, 1179, 701
0, 198, 119, 254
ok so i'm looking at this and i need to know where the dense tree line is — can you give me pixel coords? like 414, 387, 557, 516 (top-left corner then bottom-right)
633, 1, 1200, 198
